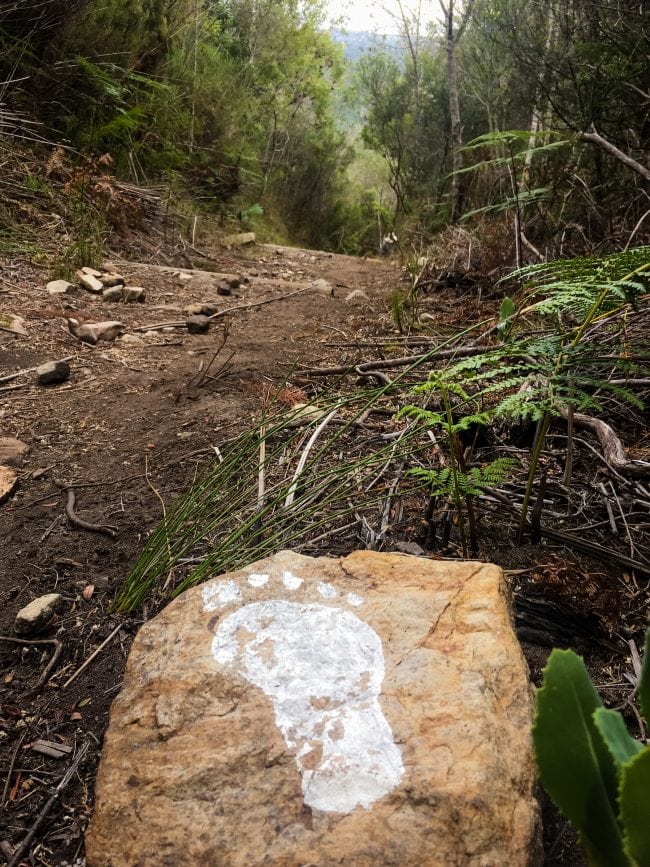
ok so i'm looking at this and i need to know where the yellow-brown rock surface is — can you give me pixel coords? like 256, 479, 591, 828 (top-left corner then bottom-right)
86, 551, 540, 866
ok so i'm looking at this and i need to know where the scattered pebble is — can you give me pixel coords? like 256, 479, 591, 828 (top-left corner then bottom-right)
345, 289, 370, 303
67, 319, 124, 345
102, 287, 123, 302
78, 273, 104, 293
46, 279, 75, 296
122, 286, 146, 303
99, 273, 125, 288
36, 360, 71, 386
309, 278, 334, 298
186, 315, 210, 334
14, 593, 63, 635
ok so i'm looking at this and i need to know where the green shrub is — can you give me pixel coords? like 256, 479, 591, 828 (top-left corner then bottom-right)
533, 629, 650, 866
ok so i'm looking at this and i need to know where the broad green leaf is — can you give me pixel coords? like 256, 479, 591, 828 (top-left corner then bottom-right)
593, 708, 643, 768
534, 649, 627, 866
620, 749, 650, 865
638, 629, 650, 724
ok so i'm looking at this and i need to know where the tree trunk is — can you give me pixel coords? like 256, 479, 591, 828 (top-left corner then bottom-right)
444, 2, 463, 220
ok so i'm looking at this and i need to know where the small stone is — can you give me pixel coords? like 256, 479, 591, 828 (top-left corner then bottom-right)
184, 303, 204, 316
99, 273, 125, 288
216, 283, 231, 296
46, 279, 74, 296
81, 266, 103, 277
14, 593, 63, 635
122, 286, 146, 303
309, 278, 334, 297
345, 289, 370, 303
67, 319, 124, 345
36, 360, 70, 386
223, 231, 256, 248
200, 303, 219, 317
102, 287, 123, 302
120, 333, 144, 345
0, 466, 18, 504
0, 437, 29, 467
177, 272, 194, 281
228, 276, 241, 289
186, 315, 210, 335
78, 273, 104, 293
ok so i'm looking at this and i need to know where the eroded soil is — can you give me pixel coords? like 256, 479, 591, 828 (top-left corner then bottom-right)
1, 240, 632, 864
0, 244, 412, 864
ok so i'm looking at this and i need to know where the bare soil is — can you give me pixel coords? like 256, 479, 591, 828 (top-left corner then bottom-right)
0, 240, 641, 865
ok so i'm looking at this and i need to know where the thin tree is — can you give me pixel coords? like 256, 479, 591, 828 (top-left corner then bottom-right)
438, 0, 475, 220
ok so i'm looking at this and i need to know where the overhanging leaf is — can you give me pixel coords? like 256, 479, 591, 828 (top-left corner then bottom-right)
637, 629, 650, 724
620, 749, 650, 865
593, 708, 643, 768
533, 649, 627, 866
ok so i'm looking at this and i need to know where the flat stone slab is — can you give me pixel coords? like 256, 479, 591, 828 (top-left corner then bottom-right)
87, 551, 539, 866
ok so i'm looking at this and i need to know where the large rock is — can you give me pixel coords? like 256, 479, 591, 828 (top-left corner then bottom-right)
86, 551, 539, 866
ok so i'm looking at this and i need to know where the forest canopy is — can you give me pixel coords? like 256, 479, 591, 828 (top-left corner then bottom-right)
0, 0, 648, 255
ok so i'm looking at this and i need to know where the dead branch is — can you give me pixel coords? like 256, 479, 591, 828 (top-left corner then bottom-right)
560, 410, 650, 478
580, 127, 650, 182
54, 479, 118, 538
0, 356, 73, 385
1, 732, 26, 809
62, 624, 123, 689
298, 344, 487, 377
133, 287, 309, 332
0, 636, 63, 691
6, 741, 90, 867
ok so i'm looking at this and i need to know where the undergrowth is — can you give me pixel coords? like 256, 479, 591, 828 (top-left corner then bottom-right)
117, 245, 649, 611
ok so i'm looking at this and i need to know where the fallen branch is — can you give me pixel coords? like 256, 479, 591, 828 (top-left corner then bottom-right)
0, 636, 63, 691
54, 479, 118, 538
580, 127, 650, 182
284, 408, 339, 508
1, 732, 26, 809
0, 356, 73, 386
298, 344, 487, 377
483, 488, 650, 575
6, 741, 90, 867
62, 623, 123, 689
560, 410, 650, 478
133, 286, 309, 332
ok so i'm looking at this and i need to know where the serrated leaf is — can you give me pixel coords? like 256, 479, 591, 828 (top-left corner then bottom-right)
620, 749, 650, 865
593, 708, 643, 768
533, 649, 627, 866
638, 629, 650, 724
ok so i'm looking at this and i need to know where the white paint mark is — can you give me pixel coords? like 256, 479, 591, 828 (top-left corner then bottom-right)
202, 580, 241, 611
317, 581, 338, 598
281, 570, 303, 590
247, 573, 270, 588
347, 593, 364, 607
212, 599, 403, 813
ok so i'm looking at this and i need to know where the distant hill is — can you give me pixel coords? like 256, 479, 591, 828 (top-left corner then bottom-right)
329, 28, 404, 63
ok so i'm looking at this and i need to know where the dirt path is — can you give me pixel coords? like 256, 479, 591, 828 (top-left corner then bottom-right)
0, 244, 406, 863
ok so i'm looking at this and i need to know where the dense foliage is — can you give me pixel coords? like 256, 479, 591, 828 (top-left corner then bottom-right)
1, 0, 648, 254
354, 0, 650, 255
0, 0, 352, 248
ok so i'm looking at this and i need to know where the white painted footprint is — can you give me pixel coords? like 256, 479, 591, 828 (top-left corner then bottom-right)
203, 569, 404, 814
